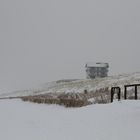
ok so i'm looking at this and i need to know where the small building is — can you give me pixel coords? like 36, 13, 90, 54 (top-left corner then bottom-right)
85, 62, 109, 79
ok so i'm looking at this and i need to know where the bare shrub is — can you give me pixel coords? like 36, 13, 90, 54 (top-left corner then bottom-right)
21, 87, 111, 107
21, 93, 89, 107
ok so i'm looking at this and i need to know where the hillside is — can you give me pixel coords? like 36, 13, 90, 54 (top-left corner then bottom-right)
0, 72, 140, 106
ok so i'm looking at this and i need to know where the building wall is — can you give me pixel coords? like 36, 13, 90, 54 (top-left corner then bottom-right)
86, 67, 108, 79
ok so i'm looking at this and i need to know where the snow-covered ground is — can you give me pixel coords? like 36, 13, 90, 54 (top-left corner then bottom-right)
0, 99, 140, 140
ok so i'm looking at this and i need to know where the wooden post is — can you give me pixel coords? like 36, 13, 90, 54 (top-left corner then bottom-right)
135, 85, 138, 100
111, 88, 114, 103
124, 86, 127, 100
111, 87, 121, 102
124, 84, 140, 100
118, 88, 121, 101
84, 89, 88, 94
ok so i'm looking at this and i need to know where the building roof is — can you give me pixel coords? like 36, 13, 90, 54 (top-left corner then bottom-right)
85, 62, 109, 68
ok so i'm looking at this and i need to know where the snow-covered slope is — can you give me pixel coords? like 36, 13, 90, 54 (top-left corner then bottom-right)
0, 99, 140, 140
0, 72, 140, 98
40, 72, 140, 94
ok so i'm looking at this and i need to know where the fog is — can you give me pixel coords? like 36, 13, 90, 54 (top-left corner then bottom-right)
0, 0, 140, 92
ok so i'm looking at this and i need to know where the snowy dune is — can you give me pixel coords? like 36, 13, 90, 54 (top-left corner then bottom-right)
0, 72, 140, 98
0, 99, 140, 140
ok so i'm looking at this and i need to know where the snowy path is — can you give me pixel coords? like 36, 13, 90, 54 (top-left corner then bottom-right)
0, 99, 140, 140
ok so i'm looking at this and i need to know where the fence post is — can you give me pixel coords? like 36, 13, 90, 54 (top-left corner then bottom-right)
135, 85, 138, 100
111, 88, 114, 103
111, 87, 121, 102
118, 88, 121, 101
124, 86, 127, 100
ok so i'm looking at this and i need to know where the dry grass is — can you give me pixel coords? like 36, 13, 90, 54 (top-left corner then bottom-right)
21, 87, 111, 107
21, 95, 88, 107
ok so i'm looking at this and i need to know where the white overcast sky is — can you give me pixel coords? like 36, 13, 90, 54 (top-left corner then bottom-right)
0, 0, 140, 92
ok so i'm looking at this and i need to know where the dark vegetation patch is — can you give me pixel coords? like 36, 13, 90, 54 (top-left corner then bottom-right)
21, 87, 111, 107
